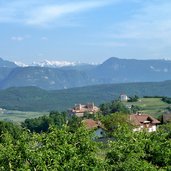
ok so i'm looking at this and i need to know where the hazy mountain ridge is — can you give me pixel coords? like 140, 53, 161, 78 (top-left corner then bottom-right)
0, 57, 17, 68
0, 58, 18, 82
0, 80, 171, 111
0, 66, 93, 90
1, 57, 171, 90
91, 57, 171, 83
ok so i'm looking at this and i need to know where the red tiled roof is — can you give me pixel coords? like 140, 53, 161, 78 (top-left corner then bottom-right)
82, 119, 101, 129
130, 114, 160, 126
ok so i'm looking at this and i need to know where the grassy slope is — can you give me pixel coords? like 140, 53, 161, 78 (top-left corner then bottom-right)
123, 98, 169, 117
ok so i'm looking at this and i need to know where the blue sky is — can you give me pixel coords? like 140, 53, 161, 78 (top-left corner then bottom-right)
0, 0, 171, 64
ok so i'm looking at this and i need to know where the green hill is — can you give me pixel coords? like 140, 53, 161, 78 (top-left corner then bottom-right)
0, 80, 171, 112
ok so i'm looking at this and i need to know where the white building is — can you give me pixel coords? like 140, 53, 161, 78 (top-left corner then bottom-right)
120, 94, 129, 101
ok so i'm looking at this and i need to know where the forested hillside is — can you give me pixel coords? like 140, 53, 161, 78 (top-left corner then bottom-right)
0, 80, 171, 111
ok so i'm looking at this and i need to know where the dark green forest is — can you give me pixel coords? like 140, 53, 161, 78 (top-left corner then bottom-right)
0, 80, 171, 111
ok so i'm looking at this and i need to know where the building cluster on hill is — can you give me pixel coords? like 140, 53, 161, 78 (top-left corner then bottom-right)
68, 102, 161, 134
68, 103, 99, 117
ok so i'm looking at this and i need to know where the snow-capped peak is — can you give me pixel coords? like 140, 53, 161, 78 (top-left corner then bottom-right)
14, 61, 28, 67
32, 60, 80, 68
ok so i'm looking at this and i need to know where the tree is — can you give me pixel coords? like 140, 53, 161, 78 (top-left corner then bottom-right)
131, 105, 142, 113
22, 111, 68, 133
99, 103, 111, 115
106, 124, 171, 170
128, 95, 139, 102
101, 112, 130, 134
0, 125, 105, 170
100, 101, 130, 115
0, 121, 22, 142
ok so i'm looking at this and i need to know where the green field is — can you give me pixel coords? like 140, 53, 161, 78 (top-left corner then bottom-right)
123, 98, 170, 117
0, 109, 49, 123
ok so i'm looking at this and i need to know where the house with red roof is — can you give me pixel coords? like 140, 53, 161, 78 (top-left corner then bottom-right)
82, 119, 105, 138
130, 113, 160, 132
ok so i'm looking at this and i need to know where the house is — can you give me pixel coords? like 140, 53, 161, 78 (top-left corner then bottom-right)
68, 103, 99, 117
130, 113, 160, 132
82, 119, 105, 138
120, 94, 129, 102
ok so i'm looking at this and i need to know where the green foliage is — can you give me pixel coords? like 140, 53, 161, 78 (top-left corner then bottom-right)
1, 114, 171, 170
0, 125, 105, 170
128, 95, 139, 102
159, 123, 171, 138
166, 106, 171, 112
0, 121, 22, 142
22, 111, 67, 133
83, 111, 96, 119
101, 112, 130, 134
100, 100, 130, 115
162, 97, 171, 104
22, 111, 88, 133
106, 125, 171, 170
131, 105, 142, 113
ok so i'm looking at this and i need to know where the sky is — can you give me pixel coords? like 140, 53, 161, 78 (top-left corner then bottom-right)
0, 0, 171, 64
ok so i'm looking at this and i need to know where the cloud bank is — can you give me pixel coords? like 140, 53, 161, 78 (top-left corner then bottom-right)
0, 0, 115, 27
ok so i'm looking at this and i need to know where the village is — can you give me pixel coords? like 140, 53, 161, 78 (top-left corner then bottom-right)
1, 94, 171, 170
65, 94, 171, 139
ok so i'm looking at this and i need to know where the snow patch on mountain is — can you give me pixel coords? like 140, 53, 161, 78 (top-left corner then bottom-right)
32, 60, 80, 68
31, 59, 98, 68
150, 66, 160, 72
14, 61, 28, 67
150, 66, 169, 73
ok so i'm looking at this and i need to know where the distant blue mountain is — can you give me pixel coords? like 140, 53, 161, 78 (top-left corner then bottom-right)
91, 57, 171, 83
0, 58, 17, 82
1, 57, 171, 90
0, 57, 17, 67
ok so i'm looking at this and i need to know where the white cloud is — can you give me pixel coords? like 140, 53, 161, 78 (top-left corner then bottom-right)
41, 37, 48, 40
25, 1, 113, 26
11, 35, 31, 41
112, 1, 171, 41
11, 36, 24, 41
0, 0, 117, 27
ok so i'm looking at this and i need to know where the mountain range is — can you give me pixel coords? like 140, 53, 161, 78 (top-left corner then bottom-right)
0, 57, 171, 90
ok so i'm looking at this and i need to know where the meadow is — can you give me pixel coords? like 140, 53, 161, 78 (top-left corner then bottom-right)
0, 109, 48, 123
124, 97, 169, 117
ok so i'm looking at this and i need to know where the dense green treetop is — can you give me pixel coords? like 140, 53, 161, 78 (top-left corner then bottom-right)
1, 118, 171, 170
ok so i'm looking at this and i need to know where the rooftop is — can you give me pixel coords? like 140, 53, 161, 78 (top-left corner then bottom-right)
130, 113, 160, 126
